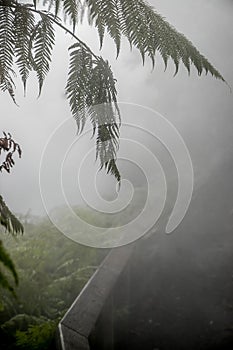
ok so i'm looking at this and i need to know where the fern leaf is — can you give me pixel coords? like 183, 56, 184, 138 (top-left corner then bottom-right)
66, 44, 121, 182
86, 58, 121, 183
95, 12, 105, 50
0, 7, 17, 102
66, 43, 93, 132
0, 0, 225, 185
85, 0, 122, 56
63, 0, 79, 31
81, 0, 224, 80
54, 0, 62, 17
119, 0, 224, 79
14, 5, 35, 94
31, 13, 55, 96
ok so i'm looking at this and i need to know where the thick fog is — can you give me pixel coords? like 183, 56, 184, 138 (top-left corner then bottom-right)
1, 1, 233, 348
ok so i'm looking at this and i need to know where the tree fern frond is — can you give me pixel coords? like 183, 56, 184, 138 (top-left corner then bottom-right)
0, 196, 24, 235
54, 0, 61, 16
83, 0, 106, 48
0, 67, 17, 104
95, 12, 105, 50
0, 7, 17, 102
105, 158, 121, 183
86, 59, 121, 183
66, 43, 93, 132
0, 0, 226, 185
36, 0, 224, 80
85, 0, 122, 56
31, 13, 55, 96
63, 0, 79, 31
96, 121, 121, 184
66, 43, 121, 182
80, 0, 224, 80
41, 0, 80, 25
118, 0, 224, 79
14, 5, 35, 94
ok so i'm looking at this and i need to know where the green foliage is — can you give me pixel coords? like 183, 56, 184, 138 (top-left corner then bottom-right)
0, 235, 18, 310
1, 314, 45, 335
0, 240, 18, 312
0, 241, 18, 284
0, 210, 107, 348
15, 320, 57, 350
0, 0, 225, 182
0, 211, 107, 314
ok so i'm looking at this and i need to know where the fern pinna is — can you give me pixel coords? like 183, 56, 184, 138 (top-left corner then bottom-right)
0, 0, 225, 182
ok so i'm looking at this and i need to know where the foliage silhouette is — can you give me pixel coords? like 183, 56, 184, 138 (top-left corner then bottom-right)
0, 0, 225, 181
0, 132, 23, 301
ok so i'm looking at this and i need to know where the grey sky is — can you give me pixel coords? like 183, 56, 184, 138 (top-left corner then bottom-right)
1, 0, 233, 219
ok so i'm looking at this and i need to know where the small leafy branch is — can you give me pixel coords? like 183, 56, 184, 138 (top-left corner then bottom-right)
0, 0, 225, 182
0, 132, 22, 173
